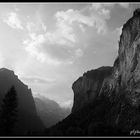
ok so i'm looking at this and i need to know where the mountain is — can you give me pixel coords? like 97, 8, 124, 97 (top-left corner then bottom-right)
72, 66, 113, 112
34, 95, 71, 128
45, 9, 140, 136
0, 68, 44, 135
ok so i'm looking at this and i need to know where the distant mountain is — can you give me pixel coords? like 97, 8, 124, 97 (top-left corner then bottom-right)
45, 9, 140, 136
34, 95, 71, 128
0, 68, 44, 135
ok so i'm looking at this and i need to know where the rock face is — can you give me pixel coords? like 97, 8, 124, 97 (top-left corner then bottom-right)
112, 9, 140, 107
72, 8, 140, 132
72, 66, 113, 112
46, 9, 140, 136
72, 8, 140, 112
0, 68, 44, 135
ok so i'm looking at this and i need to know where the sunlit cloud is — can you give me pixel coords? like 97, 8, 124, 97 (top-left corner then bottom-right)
23, 33, 62, 65
55, 7, 108, 35
3, 11, 23, 30
22, 9, 86, 65
23, 2, 127, 66
23, 33, 46, 63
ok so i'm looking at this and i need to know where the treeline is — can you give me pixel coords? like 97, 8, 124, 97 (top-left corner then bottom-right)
44, 95, 127, 136
0, 86, 18, 136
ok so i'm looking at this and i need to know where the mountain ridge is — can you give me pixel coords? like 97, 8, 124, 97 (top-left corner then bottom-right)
0, 67, 45, 135
34, 95, 71, 128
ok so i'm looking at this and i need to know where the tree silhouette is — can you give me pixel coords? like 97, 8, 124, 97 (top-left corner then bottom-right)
0, 86, 18, 135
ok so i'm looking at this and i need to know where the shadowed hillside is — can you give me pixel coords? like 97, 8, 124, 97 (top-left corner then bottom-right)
0, 68, 44, 135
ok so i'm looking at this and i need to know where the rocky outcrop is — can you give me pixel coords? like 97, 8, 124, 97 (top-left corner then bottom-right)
72, 66, 113, 112
72, 9, 140, 112
112, 10, 140, 107
0, 68, 44, 135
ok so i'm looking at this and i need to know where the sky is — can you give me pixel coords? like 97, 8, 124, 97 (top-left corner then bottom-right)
0, 2, 139, 108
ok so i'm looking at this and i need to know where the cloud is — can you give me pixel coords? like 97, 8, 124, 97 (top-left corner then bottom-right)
91, 3, 111, 19
23, 10, 86, 64
75, 48, 84, 58
55, 7, 109, 35
26, 20, 47, 33
22, 4, 110, 65
54, 2, 128, 35
39, 11, 78, 47
21, 75, 56, 85
23, 33, 62, 65
3, 12, 23, 30
22, 3, 130, 66
23, 33, 46, 63
22, 4, 113, 65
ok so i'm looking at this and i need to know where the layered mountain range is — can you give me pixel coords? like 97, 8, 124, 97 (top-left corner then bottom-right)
34, 95, 71, 128
46, 9, 140, 136
0, 68, 71, 135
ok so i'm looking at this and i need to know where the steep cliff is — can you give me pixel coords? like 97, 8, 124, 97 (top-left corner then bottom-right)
72, 8, 140, 112
46, 9, 140, 136
113, 9, 140, 107
72, 8, 140, 133
72, 66, 113, 112
0, 68, 44, 135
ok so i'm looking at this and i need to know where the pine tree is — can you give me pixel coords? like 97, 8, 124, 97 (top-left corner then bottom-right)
0, 86, 18, 135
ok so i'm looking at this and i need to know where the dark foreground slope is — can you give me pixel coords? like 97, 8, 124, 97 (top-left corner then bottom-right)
45, 9, 140, 136
0, 68, 44, 135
